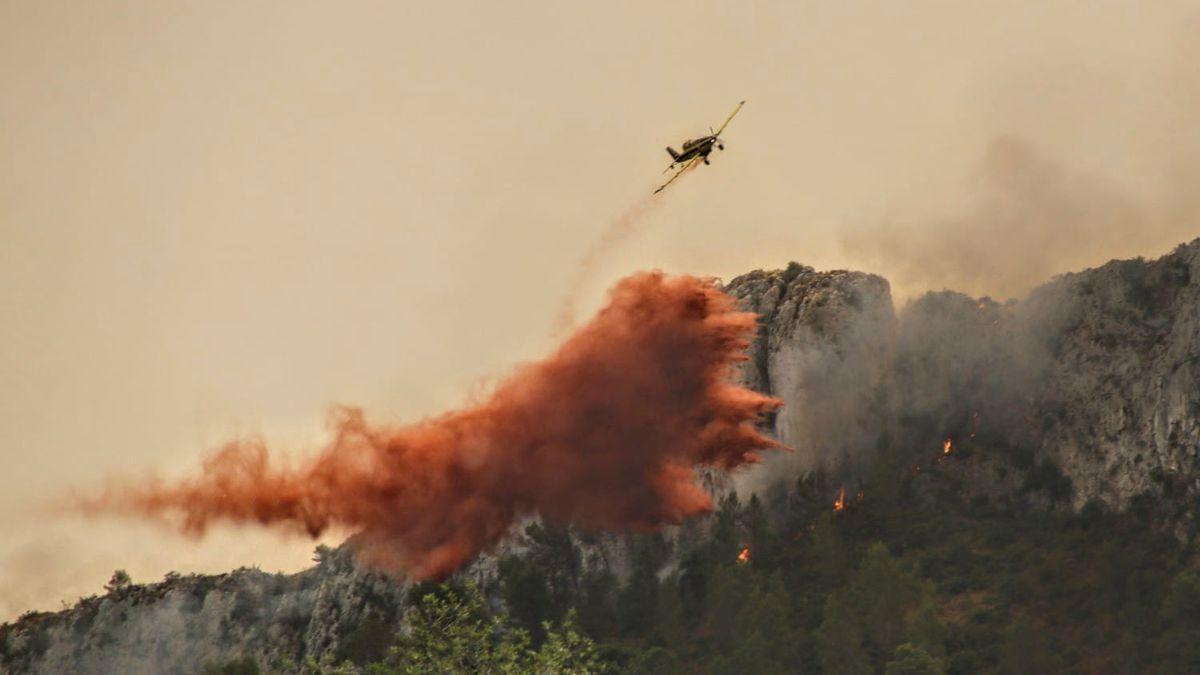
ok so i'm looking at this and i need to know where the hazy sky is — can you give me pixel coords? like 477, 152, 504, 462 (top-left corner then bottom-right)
3, 1, 1198, 620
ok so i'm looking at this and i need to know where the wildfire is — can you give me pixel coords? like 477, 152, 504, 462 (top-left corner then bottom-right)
943, 438, 953, 454
833, 486, 846, 512
736, 546, 751, 564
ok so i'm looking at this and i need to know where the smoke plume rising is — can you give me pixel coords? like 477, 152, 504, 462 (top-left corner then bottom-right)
79, 272, 782, 579
841, 137, 1156, 301
557, 162, 704, 331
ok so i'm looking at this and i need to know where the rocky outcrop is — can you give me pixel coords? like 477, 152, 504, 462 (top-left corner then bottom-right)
724, 263, 895, 477
727, 239, 1200, 517
6, 239, 1200, 673
1026, 241, 1200, 512
0, 546, 405, 674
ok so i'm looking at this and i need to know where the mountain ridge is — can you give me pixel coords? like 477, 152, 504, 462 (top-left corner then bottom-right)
5, 237, 1200, 673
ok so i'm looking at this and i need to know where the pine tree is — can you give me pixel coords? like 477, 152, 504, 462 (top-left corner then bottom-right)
816, 591, 872, 675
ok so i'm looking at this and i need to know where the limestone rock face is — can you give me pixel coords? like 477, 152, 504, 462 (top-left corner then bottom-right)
6, 239, 1200, 673
726, 241, 1200, 515
724, 263, 896, 476
0, 546, 406, 674
1025, 241, 1200, 511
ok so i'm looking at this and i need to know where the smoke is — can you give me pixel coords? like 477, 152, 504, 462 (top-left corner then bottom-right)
726, 261, 1061, 501
726, 269, 896, 498
841, 136, 1155, 301
840, 24, 1200, 302
556, 162, 703, 331
78, 272, 782, 580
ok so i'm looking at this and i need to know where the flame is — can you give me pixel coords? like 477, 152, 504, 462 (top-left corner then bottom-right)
833, 486, 846, 512
736, 546, 751, 564
943, 438, 953, 454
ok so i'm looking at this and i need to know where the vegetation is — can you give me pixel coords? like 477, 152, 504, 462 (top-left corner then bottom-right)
334, 447, 1195, 674
103, 569, 131, 594
206, 446, 1191, 674
314, 583, 602, 674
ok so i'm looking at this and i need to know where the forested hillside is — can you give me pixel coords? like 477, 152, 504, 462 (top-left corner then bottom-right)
6, 241, 1200, 674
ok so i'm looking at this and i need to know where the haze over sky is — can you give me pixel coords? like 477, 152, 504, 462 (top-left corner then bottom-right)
3, 1, 1199, 619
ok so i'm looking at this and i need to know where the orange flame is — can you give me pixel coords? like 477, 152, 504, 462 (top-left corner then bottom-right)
736, 546, 751, 564
833, 486, 846, 512
943, 438, 953, 454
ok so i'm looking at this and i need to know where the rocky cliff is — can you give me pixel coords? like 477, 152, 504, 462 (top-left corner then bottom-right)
727, 239, 1200, 520
724, 262, 895, 479
0, 546, 405, 674
1026, 242, 1200, 514
5, 239, 1200, 673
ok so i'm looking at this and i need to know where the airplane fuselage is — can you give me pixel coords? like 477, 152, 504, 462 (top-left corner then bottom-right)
654, 100, 744, 194
667, 135, 718, 164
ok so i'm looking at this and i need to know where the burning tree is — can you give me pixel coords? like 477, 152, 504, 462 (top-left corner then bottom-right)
834, 487, 847, 513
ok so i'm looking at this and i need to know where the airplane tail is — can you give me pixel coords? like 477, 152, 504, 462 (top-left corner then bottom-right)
666, 147, 680, 161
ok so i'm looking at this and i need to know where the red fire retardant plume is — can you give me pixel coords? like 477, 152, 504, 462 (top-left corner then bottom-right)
84, 272, 783, 579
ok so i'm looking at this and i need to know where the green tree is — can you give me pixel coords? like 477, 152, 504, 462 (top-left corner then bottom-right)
393, 584, 527, 673
498, 555, 553, 642
996, 615, 1059, 675
104, 569, 131, 593
852, 543, 925, 653
1159, 568, 1200, 671
861, 451, 904, 531
711, 491, 742, 555
808, 515, 849, 590
709, 572, 797, 673
618, 535, 668, 637
787, 469, 832, 533
816, 592, 872, 675
498, 522, 583, 643
816, 543, 942, 671
707, 632, 778, 675
884, 643, 944, 675
703, 563, 754, 652
203, 656, 260, 675
742, 493, 776, 569
525, 522, 583, 612
530, 611, 606, 674
653, 575, 687, 646
576, 562, 618, 638
901, 597, 948, 660
1165, 568, 1200, 619
312, 544, 335, 565
378, 583, 603, 674
627, 646, 684, 675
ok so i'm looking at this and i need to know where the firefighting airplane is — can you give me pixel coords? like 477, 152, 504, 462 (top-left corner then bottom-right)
654, 100, 746, 195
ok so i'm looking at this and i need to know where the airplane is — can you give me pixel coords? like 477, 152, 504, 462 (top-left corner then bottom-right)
654, 100, 746, 195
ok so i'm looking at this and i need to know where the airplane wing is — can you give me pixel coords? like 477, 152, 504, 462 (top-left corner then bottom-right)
712, 100, 746, 137
653, 155, 701, 195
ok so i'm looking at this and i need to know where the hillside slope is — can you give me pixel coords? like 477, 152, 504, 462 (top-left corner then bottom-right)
4, 239, 1200, 673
